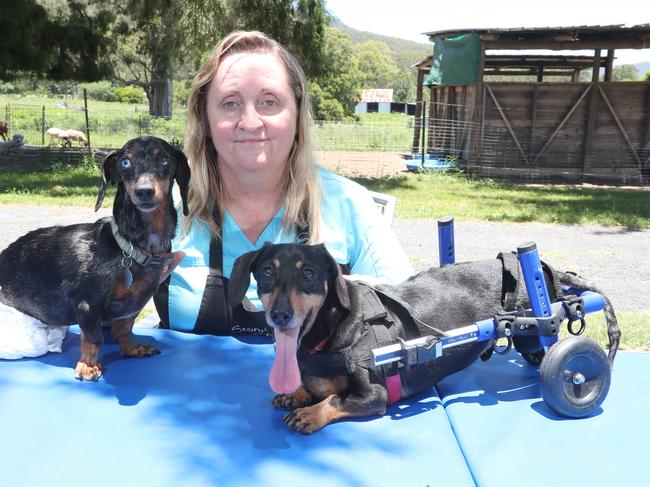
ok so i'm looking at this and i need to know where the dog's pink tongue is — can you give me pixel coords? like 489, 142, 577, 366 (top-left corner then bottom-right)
270, 327, 301, 394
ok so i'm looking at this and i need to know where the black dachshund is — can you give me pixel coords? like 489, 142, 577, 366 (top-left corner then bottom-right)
0, 136, 189, 380
229, 243, 620, 434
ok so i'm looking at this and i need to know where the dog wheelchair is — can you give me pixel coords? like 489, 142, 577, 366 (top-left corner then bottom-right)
372, 217, 611, 418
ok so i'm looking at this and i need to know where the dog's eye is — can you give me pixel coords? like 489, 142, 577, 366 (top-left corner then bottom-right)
261, 265, 273, 278
160, 158, 169, 167
302, 267, 315, 280
121, 159, 132, 169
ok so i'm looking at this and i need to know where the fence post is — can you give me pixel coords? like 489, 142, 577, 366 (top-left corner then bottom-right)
83, 88, 91, 151
41, 105, 45, 145
420, 100, 426, 166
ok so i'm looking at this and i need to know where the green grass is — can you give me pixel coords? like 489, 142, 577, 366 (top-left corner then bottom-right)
313, 113, 413, 151
560, 311, 649, 353
1, 94, 186, 148
0, 160, 116, 207
355, 171, 650, 229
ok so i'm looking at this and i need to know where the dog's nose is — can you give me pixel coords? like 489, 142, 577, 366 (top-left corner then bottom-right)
134, 186, 155, 202
270, 298, 293, 327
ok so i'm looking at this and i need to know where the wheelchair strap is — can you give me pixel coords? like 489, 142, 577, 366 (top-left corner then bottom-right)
497, 251, 562, 311
497, 251, 521, 311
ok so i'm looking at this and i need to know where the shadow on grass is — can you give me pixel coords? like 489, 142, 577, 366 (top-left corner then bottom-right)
0, 164, 106, 199
351, 175, 416, 191
354, 173, 650, 230
502, 186, 650, 230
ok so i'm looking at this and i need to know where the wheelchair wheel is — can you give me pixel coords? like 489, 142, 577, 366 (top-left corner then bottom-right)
539, 336, 610, 418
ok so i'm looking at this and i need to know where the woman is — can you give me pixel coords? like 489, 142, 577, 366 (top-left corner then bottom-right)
157, 31, 413, 335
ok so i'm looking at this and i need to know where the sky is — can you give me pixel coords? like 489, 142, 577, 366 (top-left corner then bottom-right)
325, 0, 650, 66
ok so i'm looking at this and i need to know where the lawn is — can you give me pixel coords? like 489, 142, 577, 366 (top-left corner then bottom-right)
2, 162, 649, 229
356, 171, 650, 229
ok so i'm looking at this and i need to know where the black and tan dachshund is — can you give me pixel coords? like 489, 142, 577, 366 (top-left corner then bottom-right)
0, 136, 189, 380
228, 243, 620, 434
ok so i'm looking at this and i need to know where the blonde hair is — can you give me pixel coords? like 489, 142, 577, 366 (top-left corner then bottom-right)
184, 30, 321, 243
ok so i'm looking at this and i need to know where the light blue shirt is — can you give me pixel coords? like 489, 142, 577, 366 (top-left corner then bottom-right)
167, 167, 413, 331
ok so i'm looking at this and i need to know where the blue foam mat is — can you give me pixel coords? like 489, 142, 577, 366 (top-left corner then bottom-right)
0, 327, 473, 487
437, 349, 650, 487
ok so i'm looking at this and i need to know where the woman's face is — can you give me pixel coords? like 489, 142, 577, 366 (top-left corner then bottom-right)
206, 52, 298, 178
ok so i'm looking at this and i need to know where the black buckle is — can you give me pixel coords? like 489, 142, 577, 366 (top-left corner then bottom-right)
141, 254, 166, 267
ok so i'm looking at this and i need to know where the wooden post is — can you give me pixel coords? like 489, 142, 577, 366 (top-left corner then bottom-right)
420, 100, 426, 165
581, 49, 602, 176
605, 50, 615, 81
428, 90, 436, 154
642, 84, 650, 156
474, 40, 487, 166
530, 85, 539, 154
411, 69, 425, 153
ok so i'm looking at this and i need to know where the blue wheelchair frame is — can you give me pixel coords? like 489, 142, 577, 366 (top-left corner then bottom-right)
372, 217, 611, 418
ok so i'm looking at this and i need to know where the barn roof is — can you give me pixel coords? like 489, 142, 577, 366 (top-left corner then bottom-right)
422, 24, 650, 50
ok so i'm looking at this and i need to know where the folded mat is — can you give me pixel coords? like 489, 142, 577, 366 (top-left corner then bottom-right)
0, 326, 474, 487
437, 349, 649, 486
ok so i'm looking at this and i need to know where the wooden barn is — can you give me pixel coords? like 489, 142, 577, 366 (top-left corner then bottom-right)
412, 25, 650, 184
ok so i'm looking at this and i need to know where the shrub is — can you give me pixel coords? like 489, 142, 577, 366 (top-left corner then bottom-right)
115, 85, 145, 104
0, 81, 16, 94
309, 82, 347, 121
82, 81, 118, 102
173, 80, 191, 107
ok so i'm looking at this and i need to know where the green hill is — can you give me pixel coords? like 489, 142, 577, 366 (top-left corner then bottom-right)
330, 18, 431, 70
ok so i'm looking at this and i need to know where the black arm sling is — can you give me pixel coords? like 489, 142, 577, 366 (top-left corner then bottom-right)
154, 222, 318, 337
154, 232, 272, 337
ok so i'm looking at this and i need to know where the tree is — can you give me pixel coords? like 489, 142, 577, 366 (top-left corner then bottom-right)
354, 40, 398, 90
115, 0, 328, 118
393, 68, 416, 103
310, 28, 362, 120
114, 0, 226, 118
226, 0, 327, 76
0, 0, 115, 81
611, 64, 638, 81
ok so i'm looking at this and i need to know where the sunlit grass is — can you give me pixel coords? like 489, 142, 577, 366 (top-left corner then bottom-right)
356, 171, 650, 229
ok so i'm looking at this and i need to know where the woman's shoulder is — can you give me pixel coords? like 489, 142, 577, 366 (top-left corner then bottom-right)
317, 166, 372, 202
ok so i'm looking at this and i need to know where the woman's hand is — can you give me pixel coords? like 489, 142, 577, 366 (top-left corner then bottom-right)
160, 251, 186, 284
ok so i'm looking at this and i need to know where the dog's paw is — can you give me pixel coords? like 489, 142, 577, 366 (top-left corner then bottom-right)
123, 343, 160, 358
284, 406, 327, 435
272, 387, 312, 410
74, 362, 103, 381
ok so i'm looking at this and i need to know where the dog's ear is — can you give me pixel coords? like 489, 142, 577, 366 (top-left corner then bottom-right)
95, 151, 119, 212
317, 244, 351, 311
228, 246, 266, 307
172, 148, 191, 216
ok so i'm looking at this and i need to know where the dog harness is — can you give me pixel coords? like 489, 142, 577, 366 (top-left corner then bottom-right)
299, 253, 562, 405
298, 282, 427, 405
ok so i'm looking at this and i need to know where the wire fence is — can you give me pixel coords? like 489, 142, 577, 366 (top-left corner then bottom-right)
2, 102, 421, 152
1, 98, 485, 178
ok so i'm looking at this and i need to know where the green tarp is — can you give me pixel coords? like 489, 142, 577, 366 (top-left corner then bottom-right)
425, 33, 480, 86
